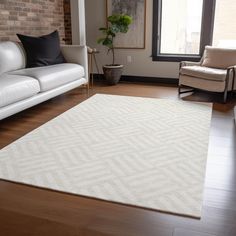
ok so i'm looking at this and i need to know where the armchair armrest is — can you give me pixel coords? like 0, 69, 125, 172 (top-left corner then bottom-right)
227, 65, 236, 70
180, 61, 201, 69
226, 65, 236, 92
61, 45, 88, 82
226, 65, 236, 77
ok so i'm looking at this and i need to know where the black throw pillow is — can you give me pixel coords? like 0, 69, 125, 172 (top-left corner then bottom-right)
17, 30, 66, 68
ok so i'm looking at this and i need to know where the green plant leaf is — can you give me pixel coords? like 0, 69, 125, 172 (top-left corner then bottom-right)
110, 25, 119, 33
107, 28, 116, 37
99, 27, 107, 31
122, 15, 132, 25
97, 38, 106, 44
103, 37, 113, 48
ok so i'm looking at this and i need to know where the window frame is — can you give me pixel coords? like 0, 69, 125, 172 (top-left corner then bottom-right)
152, 0, 216, 62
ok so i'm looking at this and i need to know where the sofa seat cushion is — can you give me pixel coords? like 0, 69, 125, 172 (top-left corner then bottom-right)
10, 63, 85, 92
0, 74, 40, 108
180, 65, 227, 82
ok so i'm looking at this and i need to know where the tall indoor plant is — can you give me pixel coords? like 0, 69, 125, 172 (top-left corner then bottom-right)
97, 14, 132, 85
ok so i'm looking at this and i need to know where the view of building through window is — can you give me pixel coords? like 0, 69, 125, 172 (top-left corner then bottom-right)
159, 0, 236, 56
213, 0, 236, 48
160, 0, 203, 55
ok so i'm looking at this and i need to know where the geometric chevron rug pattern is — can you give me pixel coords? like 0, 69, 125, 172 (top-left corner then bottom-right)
0, 94, 212, 218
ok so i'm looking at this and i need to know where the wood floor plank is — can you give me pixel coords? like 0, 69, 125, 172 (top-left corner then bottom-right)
174, 228, 217, 236
0, 208, 108, 236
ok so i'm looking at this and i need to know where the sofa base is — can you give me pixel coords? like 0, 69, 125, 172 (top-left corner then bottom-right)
0, 78, 87, 121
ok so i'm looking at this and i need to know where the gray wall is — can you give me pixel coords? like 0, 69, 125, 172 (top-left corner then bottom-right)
85, 0, 179, 79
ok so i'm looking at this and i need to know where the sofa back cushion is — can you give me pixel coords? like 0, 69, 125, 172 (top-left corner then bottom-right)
0, 41, 26, 75
202, 46, 236, 69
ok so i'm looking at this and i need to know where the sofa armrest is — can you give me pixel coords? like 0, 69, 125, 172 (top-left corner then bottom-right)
61, 45, 88, 82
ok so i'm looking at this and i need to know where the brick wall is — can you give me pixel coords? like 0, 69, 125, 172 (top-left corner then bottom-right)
0, 0, 72, 44
64, 0, 72, 44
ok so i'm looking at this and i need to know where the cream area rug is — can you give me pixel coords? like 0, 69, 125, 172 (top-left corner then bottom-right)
0, 94, 212, 218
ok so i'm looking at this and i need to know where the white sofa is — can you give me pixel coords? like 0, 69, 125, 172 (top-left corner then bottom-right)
0, 41, 88, 120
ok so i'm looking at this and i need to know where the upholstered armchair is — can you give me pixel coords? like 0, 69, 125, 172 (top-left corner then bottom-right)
179, 46, 236, 103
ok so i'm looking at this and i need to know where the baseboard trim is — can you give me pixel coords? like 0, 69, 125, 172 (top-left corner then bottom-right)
93, 74, 179, 85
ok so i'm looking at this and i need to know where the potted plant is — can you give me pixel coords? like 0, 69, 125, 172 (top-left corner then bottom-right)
97, 14, 132, 85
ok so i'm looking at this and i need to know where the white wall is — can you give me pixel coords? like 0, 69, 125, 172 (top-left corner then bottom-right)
85, 0, 179, 79
70, 0, 86, 45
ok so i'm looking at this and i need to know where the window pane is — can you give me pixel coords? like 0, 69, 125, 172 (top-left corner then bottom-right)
213, 0, 236, 48
160, 0, 203, 55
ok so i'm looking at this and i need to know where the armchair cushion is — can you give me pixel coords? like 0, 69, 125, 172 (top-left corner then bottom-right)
202, 46, 236, 69
181, 66, 227, 82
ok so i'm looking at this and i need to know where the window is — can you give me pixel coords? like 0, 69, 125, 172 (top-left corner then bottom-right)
152, 0, 216, 61
212, 0, 236, 47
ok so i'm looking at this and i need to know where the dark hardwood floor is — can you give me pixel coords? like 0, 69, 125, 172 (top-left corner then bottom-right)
0, 81, 235, 236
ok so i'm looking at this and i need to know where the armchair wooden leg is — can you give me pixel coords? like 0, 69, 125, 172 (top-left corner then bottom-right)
178, 85, 181, 97
231, 70, 235, 99
223, 89, 228, 103
178, 85, 195, 96
223, 73, 230, 103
